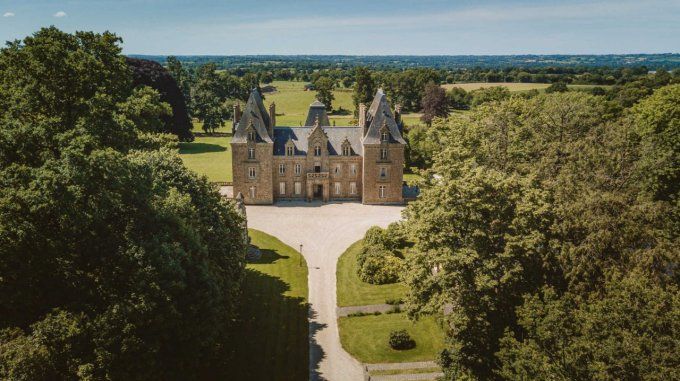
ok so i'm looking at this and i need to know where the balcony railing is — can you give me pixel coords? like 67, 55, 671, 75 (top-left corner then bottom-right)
307, 172, 329, 179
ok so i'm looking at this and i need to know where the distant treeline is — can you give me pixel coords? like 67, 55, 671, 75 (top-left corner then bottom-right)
130, 54, 680, 70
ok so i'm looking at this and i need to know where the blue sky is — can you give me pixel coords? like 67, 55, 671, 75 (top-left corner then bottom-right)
1, 0, 678, 55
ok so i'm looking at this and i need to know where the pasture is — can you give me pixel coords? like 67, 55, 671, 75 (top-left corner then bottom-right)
442, 82, 608, 92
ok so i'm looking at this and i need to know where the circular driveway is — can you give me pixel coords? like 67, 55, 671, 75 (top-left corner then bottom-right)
246, 201, 404, 381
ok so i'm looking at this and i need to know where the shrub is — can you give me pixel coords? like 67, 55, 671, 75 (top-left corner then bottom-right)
385, 298, 403, 305
389, 330, 415, 350
359, 252, 403, 284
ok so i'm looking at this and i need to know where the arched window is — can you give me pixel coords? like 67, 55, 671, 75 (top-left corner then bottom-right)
314, 145, 321, 156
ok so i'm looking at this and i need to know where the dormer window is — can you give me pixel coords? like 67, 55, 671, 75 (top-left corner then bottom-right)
314, 145, 321, 156
343, 146, 351, 156
248, 130, 256, 142
381, 131, 389, 142
286, 146, 294, 156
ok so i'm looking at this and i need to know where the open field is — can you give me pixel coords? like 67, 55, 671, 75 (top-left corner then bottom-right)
338, 313, 446, 363
336, 240, 408, 307
231, 229, 309, 379
266, 80, 355, 126
442, 82, 609, 92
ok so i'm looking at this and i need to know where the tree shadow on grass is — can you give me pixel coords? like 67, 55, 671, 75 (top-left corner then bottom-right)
248, 248, 291, 264
227, 268, 309, 380
179, 142, 227, 154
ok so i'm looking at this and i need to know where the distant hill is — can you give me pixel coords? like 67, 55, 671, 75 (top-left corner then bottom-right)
128, 54, 680, 70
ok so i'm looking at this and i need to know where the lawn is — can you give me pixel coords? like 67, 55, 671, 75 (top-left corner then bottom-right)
442, 82, 610, 92
336, 240, 408, 307
338, 313, 446, 363
231, 229, 309, 379
178, 133, 232, 182
266, 80, 355, 126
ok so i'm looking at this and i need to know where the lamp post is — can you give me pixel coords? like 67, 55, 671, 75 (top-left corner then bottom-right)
299, 244, 303, 267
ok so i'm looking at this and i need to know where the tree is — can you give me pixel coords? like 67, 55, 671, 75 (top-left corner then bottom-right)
420, 81, 449, 125
352, 67, 376, 114
469, 86, 511, 107
166, 56, 192, 104
191, 63, 229, 133
545, 81, 569, 93
341, 76, 353, 88
446, 87, 471, 110
314, 77, 336, 111
127, 57, 194, 141
0, 28, 247, 380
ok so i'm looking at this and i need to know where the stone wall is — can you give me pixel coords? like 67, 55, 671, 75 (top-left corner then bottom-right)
231, 141, 274, 204
361, 144, 404, 204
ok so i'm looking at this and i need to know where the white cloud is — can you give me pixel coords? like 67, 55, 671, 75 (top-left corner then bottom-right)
53, 11, 67, 18
3, 12, 15, 17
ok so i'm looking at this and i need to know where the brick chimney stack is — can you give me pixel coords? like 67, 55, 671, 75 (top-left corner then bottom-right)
269, 102, 276, 130
233, 103, 242, 133
358, 103, 367, 133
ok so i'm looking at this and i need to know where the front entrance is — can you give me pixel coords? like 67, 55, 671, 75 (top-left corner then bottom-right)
313, 184, 323, 199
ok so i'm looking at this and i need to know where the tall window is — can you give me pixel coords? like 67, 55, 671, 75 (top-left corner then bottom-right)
343, 146, 351, 156
379, 186, 386, 199
295, 182, 302, 195
314, 145, 321, 156
248, 131, 256, 141
350, 182, 357, 195
314, 162, 321, 173
380, 148, 388, 160
334, 164, 341, 176
248, 148, 255, 160
295, 163, 301, 175
380, 167, 387, 178
334, 182, 341, 195
286, 146, 294, 156
351, 164, 357, 176
279, 163, 285, 175
381, 131, 389, 142
279, 182, 286, 195
249, 186, 256, 199
248, 167, 256, 179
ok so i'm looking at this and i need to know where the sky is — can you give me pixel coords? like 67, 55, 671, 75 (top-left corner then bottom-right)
0, 0, 678, 55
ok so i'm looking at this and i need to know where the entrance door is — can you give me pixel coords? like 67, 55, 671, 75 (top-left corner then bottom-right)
313, 184, 323, 198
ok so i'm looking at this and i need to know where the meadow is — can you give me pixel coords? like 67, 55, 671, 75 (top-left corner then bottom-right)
442, 82, 608, 92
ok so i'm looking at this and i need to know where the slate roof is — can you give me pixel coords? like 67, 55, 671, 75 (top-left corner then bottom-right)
363, 89, 406, 145
232, 89, 273, 143
273, 126, 363, 156
304, 100, 331, 126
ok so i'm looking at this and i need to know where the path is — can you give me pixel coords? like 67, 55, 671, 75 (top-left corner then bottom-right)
246, 201, 404, 381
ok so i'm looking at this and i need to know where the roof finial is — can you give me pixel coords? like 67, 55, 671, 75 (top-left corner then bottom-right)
314, 115, 320, 128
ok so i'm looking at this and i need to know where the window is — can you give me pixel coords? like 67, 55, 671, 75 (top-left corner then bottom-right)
248, 131, 256, 141
380, 167, 387, 178
279, 163, 285, 175
314, 145, 321, 156
295, 182, 302, 195
351, 164, 357, 176
343, 146, 351, 156
279, 182, 286, 195
286, 146, 294, 156
314, 162, 321, 173
334, 182, 341, 195
248, 148, 255, 160
295, 163, 301, 175
379, 185, 386, 199
380, 148, 388, 160
249, 186, 256, 199
381, 131, 389, 142
350, 182, 357, 195
248, 167, 256, 179
334, 164, 341, 176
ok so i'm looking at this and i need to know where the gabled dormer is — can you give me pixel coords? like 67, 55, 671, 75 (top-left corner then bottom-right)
341, 137, 352, 156
285, 136, 296, 156
308, 116, 328, 157
246, 120, 258, 143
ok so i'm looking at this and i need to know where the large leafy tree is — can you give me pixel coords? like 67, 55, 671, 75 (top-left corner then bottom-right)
0, 27, 246, 380
420, 81, 449, 125
314, 77, 336, 111
352, 66, 376, 114
402, 91, 679, 380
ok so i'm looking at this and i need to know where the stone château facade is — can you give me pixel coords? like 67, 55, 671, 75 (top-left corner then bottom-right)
231, 89, 405, 205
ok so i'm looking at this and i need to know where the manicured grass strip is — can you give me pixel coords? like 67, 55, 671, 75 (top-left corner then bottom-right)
336, 240, 407, 307
231, 229, 309, 379
338, 313, 446, 363
178, 135, 232, 182
369, 367, 441, 376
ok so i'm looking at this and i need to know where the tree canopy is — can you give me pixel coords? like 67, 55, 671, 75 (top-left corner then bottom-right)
0, 27, 246, 380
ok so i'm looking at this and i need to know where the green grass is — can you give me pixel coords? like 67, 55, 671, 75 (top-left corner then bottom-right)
338, 313, 446, 363
442, 82, 611, 93
336, 240, 408, 307
178, 134, 232, 182
266, 80, 355, 126
370, 367, 441, 376
231, 229, 309, 379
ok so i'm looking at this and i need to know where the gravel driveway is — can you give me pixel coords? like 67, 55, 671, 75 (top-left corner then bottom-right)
246, 201, 404, 381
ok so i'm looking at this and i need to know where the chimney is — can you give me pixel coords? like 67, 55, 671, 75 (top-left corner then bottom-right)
358, 103, 367, 132
269, 102, 276, 130
394, 104, 403, 133
233, 103, 242, 133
